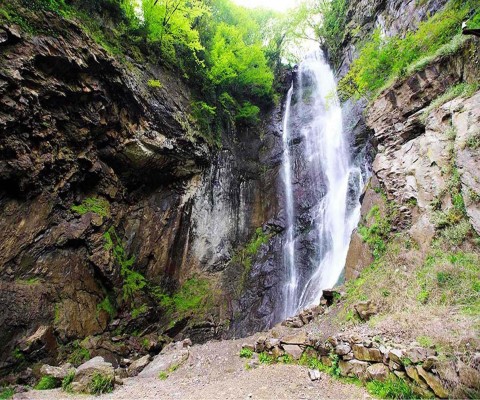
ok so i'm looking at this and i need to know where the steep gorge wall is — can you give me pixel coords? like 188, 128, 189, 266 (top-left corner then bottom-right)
0, 6, 289, 373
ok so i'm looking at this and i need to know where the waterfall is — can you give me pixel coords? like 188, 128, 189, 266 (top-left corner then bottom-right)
281, 84, 297, 318
281, 50, 365, 317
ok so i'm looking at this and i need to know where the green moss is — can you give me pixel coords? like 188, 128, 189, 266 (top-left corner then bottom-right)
88, 373, 113, 395
71, 197, 110, 217
12, 347, 24, 361
35, 376, 59, 390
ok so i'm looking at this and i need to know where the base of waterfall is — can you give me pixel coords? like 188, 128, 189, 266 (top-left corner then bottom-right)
17, 286, 479, 400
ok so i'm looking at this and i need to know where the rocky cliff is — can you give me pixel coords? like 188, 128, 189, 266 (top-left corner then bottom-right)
0, 3, 290, 375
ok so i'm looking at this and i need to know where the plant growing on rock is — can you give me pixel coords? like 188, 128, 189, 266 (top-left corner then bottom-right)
88, 372, 113, 395
35, 376, 59, 390
61, 370, 75, 392
71, 197, 110, 217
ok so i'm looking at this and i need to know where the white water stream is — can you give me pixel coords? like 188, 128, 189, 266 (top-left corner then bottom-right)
281, 51, 364, 317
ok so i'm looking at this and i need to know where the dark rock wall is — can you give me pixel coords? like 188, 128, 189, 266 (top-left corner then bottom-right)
0, 9, 288, 371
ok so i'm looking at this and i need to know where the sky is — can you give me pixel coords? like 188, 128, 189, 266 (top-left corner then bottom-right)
231, 0, 297, 12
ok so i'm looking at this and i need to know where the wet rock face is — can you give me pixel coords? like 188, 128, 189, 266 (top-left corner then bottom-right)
0, 8, 286, 372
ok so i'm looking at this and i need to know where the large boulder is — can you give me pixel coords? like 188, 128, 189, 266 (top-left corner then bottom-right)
339, 359, 369, 380
127, 355, 151, 377
354, 301, 377, 321
138, 348, 189, 378
40, 363, 75, 380
416, 366, 448, 399
70, 356, 115, 394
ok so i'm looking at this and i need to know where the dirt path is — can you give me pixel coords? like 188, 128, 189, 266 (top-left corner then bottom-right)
16, 336, 370, 400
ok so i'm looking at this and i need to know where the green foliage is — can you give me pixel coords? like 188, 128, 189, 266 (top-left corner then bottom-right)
366, 376, 414, 399
417, 249, 480, 314
61, 370, 75, 393
258, 352, 274, 364
231, 227, 272, 295
158, 362, 181, 379
235, 102, 260, 126
35, 376, 59, 390
71, 197, 110, 217
131, 303, 148, 318
104, 227, 146, 302
357, 206, 392, 259
147, 79, 163, 88
97, 296, 116, 319
277, 354, 294, 364
12, 347, 24, 361
191, 100, 220, 147
417, 336, 433, 348
466, 11, 480, 29
153, 277, 212, 319
339, 0, 476, 100
68, 340, 91, 366
0, 388, 13, 400
239, 348, 253, 358
317, 0, 348, 67
422, 82, 480, 120
158, 371, 168, 380
88, 373, 113, 395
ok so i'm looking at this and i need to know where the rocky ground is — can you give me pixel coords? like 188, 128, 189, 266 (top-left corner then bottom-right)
16, 333, 370, 400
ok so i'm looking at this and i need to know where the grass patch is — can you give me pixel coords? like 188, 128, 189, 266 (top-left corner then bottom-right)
239, 347, 253, 359
0, 388, 14, 400
338, 0, 477, 101
131, 303, 148, 319
357, 205, 392, 259
158, 371, 168, 380
422, 82, 479, 121
88, 373, 113, 395
366, 376, 414, 399
61, 370, 75, 393
68, 340, 90, 366
35, 376, 59, 390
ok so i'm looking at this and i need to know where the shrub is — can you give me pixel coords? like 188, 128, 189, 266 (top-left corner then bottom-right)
35, 376, 59, 390
235, 102, 260, 126
258, 352, 274, 364
88, 373, 113, 395
97, 296, 116, 319
339, 0, 475, 100
239, 348, 253, 359
68, 340, 91, 366
147, 79, 162, 88
366, 376, 414, 399
0, 387, 14, 400
61, 370, 75, 392
104, 227, 146, 302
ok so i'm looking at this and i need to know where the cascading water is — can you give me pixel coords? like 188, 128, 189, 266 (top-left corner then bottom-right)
281, 50, 365, 318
